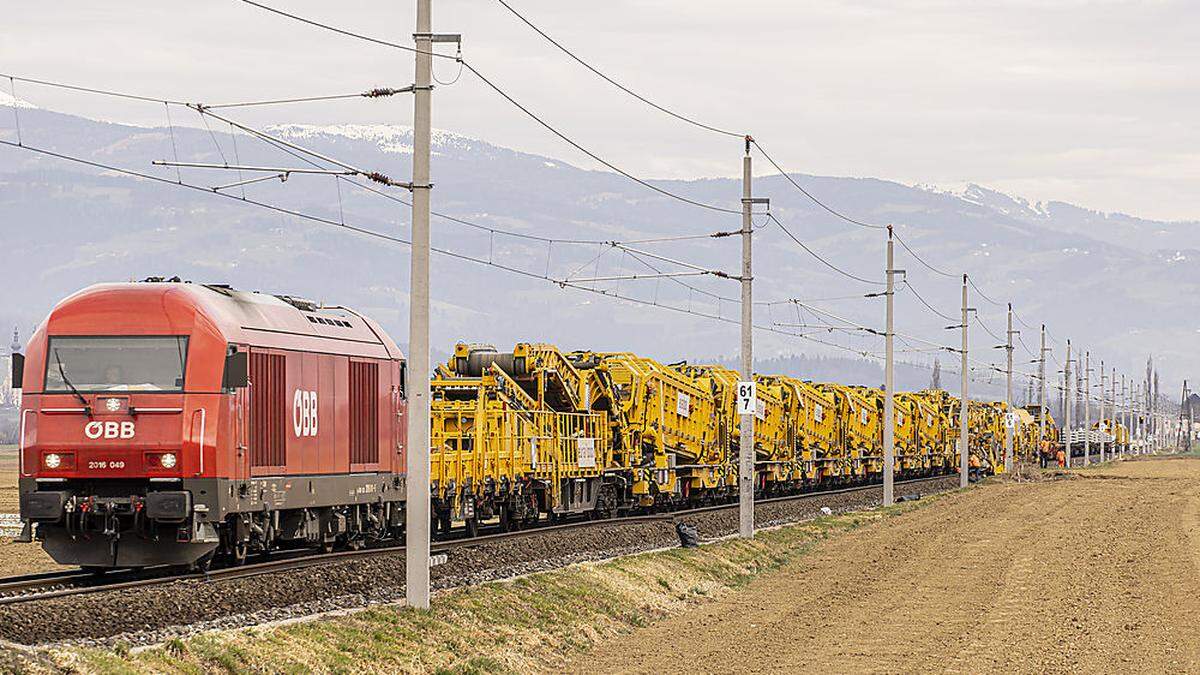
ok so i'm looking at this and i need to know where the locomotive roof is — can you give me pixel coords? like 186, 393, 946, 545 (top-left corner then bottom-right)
48, 282, 403, 360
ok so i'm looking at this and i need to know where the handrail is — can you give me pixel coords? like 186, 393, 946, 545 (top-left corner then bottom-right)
191, 407, 207, 476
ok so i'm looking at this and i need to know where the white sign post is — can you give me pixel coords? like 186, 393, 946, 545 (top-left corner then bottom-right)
737, 381, 756, 416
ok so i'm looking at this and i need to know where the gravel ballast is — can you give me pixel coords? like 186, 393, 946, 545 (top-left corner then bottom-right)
0, 475, 959, 647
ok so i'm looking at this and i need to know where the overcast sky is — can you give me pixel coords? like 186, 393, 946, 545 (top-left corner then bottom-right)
2, 0, 1197, 222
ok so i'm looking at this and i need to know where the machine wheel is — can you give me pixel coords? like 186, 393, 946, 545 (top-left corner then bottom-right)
465, 517, 480, 538
231, 541, 248, 566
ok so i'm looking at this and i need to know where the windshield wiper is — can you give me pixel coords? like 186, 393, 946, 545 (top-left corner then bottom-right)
53, 348, 92, 416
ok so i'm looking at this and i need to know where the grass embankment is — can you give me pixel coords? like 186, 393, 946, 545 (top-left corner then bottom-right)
39, 496, 943, 674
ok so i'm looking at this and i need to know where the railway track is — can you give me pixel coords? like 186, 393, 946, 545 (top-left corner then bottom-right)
0, 474, 955, 607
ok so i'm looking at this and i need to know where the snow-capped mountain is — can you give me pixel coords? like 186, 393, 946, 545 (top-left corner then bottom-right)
1, 106, 1196, 390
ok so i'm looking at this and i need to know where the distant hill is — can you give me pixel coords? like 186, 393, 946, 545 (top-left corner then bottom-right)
1, 105, 1195, 392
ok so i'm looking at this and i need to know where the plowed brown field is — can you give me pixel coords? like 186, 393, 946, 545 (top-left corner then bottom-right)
575, 457, 1200, 674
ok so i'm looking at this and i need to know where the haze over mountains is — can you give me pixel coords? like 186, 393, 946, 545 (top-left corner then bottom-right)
1, 102, 1196, 395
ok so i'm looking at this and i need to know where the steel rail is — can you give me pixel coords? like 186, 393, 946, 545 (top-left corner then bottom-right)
0, 475, 957, 605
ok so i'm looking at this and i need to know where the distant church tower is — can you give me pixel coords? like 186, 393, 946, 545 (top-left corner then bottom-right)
1, 326, 19, 408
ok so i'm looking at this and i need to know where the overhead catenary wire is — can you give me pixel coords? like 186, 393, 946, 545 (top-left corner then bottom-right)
0, 71, 188, 105
901, 279, 956, 322
238, 0, 457, 59
968, 276, 1006, 307
490, 0, 743, 139
460, 62, 740, 216
191, 94, 734, 251
235, 2, 743, 217
767, 214, 884, 285
751, 140, 887, 231
893, 231, 959, 279
202, 87, 415, 110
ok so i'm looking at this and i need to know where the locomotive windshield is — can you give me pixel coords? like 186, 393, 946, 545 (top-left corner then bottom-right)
44, 336, 188, 393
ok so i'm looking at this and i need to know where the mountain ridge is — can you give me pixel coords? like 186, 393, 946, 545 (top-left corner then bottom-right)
0, 106, 1195, 389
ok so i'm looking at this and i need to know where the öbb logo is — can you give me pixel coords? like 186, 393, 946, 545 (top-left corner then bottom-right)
84, 421, 135, 440
293, 389, 319, 437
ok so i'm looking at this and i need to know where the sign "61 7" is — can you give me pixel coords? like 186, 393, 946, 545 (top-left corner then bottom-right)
737, 381, 756, 416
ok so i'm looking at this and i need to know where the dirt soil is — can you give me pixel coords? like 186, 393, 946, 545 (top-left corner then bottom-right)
575, 457, 1200, 674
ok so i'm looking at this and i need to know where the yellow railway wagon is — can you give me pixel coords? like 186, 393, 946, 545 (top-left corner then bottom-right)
817, 383, 883, 478
430, 363, 612, 531
896, 391, 937, 473
860, 388, 920, 474
908, 390, 957, 471
759, 375, 842, 483
450, 342, 590, 412
962, 400, 1001, 474
1021, 405, 1061, 455
969, 402, 1004, 474
570, 351, 724, 503
675, 363, 788, 467
1012, 407, 1038, 461
931, 390, 966, 470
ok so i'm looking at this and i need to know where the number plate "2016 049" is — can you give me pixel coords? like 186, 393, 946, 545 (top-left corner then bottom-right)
88, 461, 126, 470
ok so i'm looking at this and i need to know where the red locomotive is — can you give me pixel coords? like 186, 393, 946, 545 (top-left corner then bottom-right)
14, 280, 407, 569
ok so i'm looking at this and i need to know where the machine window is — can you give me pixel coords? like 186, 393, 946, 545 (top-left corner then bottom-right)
44, 336, 189, 393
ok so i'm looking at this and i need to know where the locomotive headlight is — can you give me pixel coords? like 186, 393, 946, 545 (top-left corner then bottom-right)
160, 453, 177, 469
44, 453, 62, 469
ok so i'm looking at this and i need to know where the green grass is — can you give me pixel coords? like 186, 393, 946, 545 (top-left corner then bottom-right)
34, 495, 944, 674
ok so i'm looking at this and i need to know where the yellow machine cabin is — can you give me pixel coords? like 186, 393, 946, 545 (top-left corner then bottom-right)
570, 351, 722, 502
759, 375, 840, 483
817, 383, 883, 476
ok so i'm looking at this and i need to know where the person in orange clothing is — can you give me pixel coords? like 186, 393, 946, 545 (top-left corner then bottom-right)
1056, 447, 1066, 468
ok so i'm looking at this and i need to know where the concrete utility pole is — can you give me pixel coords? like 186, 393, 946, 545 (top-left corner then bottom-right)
1064, 341, 1072, 467
1177, 379, 1186, 450
1138, 383, 1145, 454
738, 138, 755, 539
1038, 325, 1048, 449
406, 0, 434, 611
883, 226, 897, 506
1111, 367, 1118, 457
1123, 374, 1130, 456
1004, 304, 1016, 472
1098, 361, 1106, 462
1113, 372, 1123, 456
1083, 351, 1091, 465
1189, 381, 1195, 452
959, 275, 970, 488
